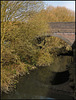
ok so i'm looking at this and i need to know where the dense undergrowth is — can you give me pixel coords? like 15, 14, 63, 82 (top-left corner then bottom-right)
1, 1, 74, 93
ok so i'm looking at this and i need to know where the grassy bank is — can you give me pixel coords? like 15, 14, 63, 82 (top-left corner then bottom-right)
1, 59, 36, 93
1, 35, 72, 94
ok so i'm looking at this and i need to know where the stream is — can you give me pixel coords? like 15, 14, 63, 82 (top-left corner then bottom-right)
1, 56, 74, 99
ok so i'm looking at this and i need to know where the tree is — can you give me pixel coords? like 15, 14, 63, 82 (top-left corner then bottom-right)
1, 1, 49, 64
42, 6, 75, 22
1, 1, 44, 43
1, 1, 44, 22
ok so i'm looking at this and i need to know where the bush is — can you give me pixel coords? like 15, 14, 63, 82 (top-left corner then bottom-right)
2, 46, 20, 66
37, 50, 54, 66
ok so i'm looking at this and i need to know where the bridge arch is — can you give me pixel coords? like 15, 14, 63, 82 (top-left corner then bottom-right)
36, 32, 75, 47
46, 34, 72, 46
36, 34, 74, 47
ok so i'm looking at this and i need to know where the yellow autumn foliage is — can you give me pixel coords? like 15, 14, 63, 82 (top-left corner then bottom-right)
1, 1, 74, 93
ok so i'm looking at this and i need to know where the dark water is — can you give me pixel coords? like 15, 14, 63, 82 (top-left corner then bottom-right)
1, 56, 74, 99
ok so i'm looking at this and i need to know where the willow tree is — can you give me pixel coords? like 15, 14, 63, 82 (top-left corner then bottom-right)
1, 1, 49, 65
1, 1, 44, 44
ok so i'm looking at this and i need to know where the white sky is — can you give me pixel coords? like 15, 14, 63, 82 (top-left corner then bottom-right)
44, 1, 75, 12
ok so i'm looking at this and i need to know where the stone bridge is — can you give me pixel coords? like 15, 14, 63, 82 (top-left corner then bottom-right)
37, 22, 75, 46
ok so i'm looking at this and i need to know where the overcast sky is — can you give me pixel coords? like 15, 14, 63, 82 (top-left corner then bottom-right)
44, 1, 75, 12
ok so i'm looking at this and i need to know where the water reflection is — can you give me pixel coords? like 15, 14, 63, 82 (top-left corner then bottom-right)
1, 56, 73, 99
51, 70, 69, 85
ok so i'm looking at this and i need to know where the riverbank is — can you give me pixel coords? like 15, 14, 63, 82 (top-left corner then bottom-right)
1, 56, 74, 99
1, 37, 72, 94
1, 53, 73, 94
1, 62, 36, 94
